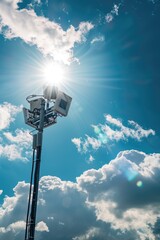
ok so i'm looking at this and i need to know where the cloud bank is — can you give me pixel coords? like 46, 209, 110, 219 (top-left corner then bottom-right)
0, 0, 94, 64
72, 114, 155, 153
0, 150, 160, 239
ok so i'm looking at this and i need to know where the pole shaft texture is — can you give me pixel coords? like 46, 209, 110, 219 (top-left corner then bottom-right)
28, 99, 45, 240
29, 145, 42, 240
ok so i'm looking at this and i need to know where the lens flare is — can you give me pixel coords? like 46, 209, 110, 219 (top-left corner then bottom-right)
125, 168, 138, 181
136, 181, 143, 187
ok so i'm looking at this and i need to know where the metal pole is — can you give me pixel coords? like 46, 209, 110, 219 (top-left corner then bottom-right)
24, 89, 71, 240
28, 99, 45, 240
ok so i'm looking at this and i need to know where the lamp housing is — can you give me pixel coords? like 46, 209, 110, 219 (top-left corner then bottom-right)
53, 91, 72, 116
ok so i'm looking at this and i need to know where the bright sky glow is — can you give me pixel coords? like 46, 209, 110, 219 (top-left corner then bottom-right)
42, 62, 64, 87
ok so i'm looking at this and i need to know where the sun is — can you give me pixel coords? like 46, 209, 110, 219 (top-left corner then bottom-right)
42, 62, 64, 87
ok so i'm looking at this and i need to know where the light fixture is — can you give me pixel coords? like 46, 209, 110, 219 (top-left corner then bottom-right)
23, 84, 72, 240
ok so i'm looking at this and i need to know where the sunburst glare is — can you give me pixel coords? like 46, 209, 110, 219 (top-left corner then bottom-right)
42, 62, 65, 87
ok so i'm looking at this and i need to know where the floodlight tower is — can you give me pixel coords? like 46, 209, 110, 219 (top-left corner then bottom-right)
23, 85, 72, 240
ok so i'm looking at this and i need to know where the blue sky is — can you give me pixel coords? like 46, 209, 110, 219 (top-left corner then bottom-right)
0, 0, 160, 239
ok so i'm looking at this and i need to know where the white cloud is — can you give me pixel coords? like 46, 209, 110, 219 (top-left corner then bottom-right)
73, 227, 100, 240
105, 114, 123, 127
104, 114, 155, 141
0, 221, 25, 234
0, 143, 29, 162
72, 138, 82, 152
72, 135, 101, 154
3, 129, 32, 147
105, 13, 114, 23
0, 129, 32, 161
139, 153, 160, 177
83, 135, 101, 152
0, 144, 24, 161
77, 150, 160, 240
0, 150, 160, 239
113, 4, 119, 16
88, 155, 95, 163
36, 221, 49, 232
0, 102, 32, 162
0, 21, 3, 32
91, 35, 105, 44
6, 221, 26, 233
0, 0, 94, 64
0, 102, 21, 131
0, 176, 95, 240
105, 4, 120, 23
72, 114, 155, 153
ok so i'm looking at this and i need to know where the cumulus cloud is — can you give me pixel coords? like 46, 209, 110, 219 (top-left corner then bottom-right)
0, 128, 32, 161
0, 150, 160, 239
77, 150, 160, 240
36, 221, 49, 232
0, 102, 21, 131
105, 4, 120, 23
0, 221, 25, 234
0, 0, 94, 64
0, 128, 32, 162
0, 102, 32, 162
3, 129, 32, 148
0, 144, 26, 161
72, 114, 155, 153
0, 177, 96, 240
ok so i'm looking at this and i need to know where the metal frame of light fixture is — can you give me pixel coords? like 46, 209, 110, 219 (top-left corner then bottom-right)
23, 85, 72, 240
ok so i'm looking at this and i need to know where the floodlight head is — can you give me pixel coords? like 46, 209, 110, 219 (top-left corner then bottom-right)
43, 85, 58, 100
53, 91, 72, 116
29, 98, 43, 112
